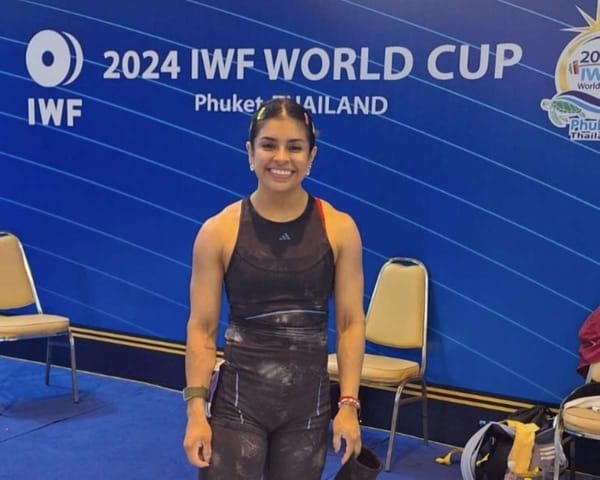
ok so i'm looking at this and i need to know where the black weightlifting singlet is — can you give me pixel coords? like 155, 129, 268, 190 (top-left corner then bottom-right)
224, 194, 335, 371
202, 195, 335, 480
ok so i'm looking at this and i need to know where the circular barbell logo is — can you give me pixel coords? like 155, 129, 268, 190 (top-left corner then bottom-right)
26, 30, 83, 87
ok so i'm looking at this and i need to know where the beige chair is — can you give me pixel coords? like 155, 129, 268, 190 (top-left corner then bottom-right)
0, 231, 78, 402
328, 257, 429, 471
553, 361, 600, 480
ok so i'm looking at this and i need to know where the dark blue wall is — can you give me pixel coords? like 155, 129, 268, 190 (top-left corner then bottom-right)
2, 0, 599, 404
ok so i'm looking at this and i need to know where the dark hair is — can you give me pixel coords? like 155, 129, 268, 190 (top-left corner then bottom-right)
248, 98, 317, 149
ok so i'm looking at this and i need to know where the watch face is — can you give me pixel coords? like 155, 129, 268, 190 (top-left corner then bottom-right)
183, 387, 194, 401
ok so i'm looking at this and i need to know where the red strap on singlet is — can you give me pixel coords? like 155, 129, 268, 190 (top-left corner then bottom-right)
315, 197, 326, 231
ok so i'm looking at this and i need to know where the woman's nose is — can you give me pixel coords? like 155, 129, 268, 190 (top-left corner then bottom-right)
273, 146, 289, 161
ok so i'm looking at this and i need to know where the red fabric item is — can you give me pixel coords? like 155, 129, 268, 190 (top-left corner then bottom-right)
577, 306, 600, 378
314, 197, 326, 230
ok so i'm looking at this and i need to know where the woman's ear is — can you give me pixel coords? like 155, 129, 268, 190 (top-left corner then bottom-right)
246, 141, 254, 171
306, 146, 317, 176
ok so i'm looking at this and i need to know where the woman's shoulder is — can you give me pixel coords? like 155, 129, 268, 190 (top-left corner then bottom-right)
316, 198, 357, 230
196, 200, 243, 240
216, 199, 244, 221
315, 197, 361, 250
315, 197, 362, 262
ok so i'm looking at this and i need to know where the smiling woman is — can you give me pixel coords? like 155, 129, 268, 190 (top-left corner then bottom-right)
245, 100, 317, 205
182, 97, 368, 480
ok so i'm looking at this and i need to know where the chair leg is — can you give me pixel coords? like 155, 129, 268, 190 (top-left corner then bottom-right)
553, 455, 560, 480
68, 331, 79, 403
385, 391, 403, 472
569, 437, 576, 480
553, 420, 569, 480
421, 380, 429, 446
45, 337, 52, 385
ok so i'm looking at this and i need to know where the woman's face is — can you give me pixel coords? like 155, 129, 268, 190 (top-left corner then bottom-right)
246, 116, 317, 193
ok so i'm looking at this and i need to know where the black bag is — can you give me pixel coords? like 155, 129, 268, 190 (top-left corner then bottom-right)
506, 405, 554, 431
460, 405, 561, 480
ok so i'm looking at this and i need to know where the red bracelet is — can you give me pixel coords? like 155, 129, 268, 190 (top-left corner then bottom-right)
338, 395, 361, 411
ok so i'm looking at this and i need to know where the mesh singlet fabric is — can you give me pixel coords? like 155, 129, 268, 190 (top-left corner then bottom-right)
225, 195, 334, 321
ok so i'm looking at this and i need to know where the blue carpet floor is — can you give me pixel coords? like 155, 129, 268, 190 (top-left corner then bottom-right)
0, 356, 473, 479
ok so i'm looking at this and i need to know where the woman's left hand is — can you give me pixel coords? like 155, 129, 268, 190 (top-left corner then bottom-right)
332, 404, 362, 464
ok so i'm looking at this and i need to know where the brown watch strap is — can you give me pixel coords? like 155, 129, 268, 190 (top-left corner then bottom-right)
182, 386, 209, 401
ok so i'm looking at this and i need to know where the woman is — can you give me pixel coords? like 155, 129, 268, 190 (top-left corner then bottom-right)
183, 98, 366, 479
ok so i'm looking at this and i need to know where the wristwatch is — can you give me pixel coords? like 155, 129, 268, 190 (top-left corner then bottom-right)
182, 386, 210, 402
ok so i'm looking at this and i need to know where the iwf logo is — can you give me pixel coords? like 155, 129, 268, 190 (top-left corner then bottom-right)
26, 30, 84, 127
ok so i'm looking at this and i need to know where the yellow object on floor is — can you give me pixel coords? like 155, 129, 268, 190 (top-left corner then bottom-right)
434, 447, 463, 465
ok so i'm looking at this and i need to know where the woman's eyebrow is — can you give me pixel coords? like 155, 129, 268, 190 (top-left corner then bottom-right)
258, 136, 307, 143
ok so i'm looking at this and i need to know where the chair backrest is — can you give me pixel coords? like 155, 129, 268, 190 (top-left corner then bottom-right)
0, 232, 38, 310
365, 257, 428, 350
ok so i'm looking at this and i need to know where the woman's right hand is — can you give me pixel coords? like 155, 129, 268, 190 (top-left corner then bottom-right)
183, 400, 212, 468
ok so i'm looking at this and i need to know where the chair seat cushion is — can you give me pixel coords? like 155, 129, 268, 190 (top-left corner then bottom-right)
328, 353, 420, 384
564, 406, 600, 435
0, 314, 70, 339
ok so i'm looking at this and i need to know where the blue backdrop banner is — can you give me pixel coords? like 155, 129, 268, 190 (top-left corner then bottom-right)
2, 0, 600, 404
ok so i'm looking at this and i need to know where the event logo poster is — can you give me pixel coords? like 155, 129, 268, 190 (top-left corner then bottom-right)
541, 2, 600, 141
